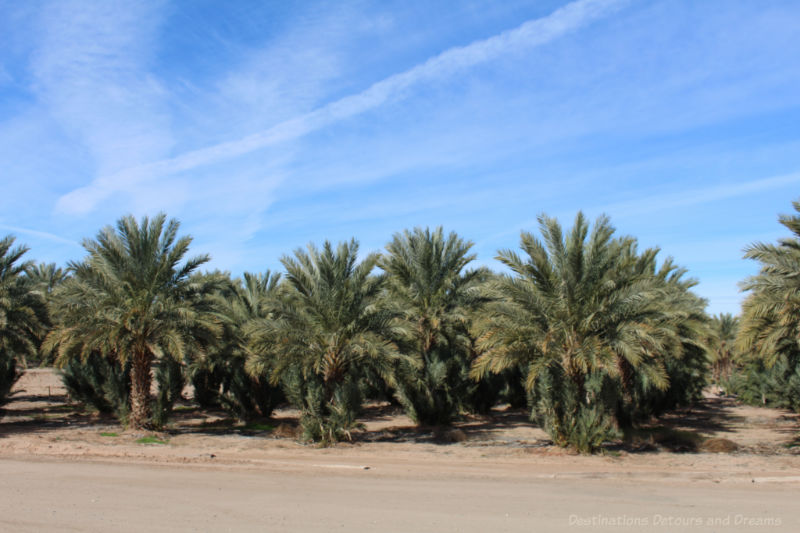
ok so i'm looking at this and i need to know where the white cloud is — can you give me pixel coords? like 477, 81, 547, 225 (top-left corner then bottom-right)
0, 223, 78, 246
33, 0, 171, 186
594, 172, 800, 218
212, 12, 348, 131
55, 0, 629, 215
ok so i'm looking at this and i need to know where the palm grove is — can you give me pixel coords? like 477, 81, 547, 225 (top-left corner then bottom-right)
2, 204, 799, 452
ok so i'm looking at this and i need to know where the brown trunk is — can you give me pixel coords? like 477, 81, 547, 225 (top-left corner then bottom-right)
129, 349, 153, 429
617, 358, 634, 401
322, 350, 341, 407
614, 358, 636, 430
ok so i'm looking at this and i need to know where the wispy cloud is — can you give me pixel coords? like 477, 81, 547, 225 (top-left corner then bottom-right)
0, 224, 78, 246
33, 0, 171, 183
480, 172, 800, 250
594, 172, 800, 218
210, 9, 357, 134
56, 0, 628, 215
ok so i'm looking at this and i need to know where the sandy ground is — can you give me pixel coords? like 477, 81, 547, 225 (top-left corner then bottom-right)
2, 369, 800, 532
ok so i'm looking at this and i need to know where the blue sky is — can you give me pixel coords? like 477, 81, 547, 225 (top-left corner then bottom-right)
1, 0, 799, 314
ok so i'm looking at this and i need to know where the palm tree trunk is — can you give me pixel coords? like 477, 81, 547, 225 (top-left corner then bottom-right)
129, 349, 153, 429
615, 358, 635, 429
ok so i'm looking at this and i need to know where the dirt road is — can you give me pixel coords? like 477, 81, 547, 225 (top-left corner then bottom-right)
3, 370, 800, 532
1, 457, 797, 533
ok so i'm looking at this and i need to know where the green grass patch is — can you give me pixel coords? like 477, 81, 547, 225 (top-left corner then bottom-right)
100, 432, 119, 437
136, 436, 169, 445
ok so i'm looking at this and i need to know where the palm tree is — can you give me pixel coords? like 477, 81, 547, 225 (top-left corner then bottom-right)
471, 213, 699, 450
25, 262, 69, 366
709, 313, 738, 392
26, 262, 69, 295
737, 200, 800, 410
379, 227, 488, 425
738, 200, 800, 368
0, 236, 48, 403
45, 214, 222, 429
190, 270, 283, 420
247, 239, 402, 443
616, 252, 710, 421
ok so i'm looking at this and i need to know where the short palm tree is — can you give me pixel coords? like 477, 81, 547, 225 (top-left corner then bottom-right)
471, 213, 692, 450
380, 227, 488, 425
26, 262, 69, 295
709, 313, 738, 391
45, 214, 222, 429
738, 200, 800, 369
25, 262, 69, 365
247, 239, 402, 443
191, 270, 283, 420
1, 236, 48, 402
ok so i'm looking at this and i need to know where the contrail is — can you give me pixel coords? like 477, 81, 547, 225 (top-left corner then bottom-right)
57, 0, 629, 215
0, 224, 79, 246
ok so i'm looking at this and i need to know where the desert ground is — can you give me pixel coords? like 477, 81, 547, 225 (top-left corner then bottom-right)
1, 369, 799, 532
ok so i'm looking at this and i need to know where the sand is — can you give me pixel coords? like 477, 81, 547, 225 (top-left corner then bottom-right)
1, 368, 799, 532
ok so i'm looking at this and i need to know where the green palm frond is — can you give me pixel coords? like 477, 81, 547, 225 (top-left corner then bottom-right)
472, 212, 710, 449
45, 214, 219, 429
0, 236, 48, 384
246, 238, 403, 442
738, 200, 800, 370
379, 227, 491, 425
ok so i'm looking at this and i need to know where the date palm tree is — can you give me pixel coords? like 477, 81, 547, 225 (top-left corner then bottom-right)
26, 262, 69, 295
45, 214, 222, 429
709, 313, 738, 392
190, 270, 283, 420
738, 200, 800, 368
1, 236, 48, 403
247, 239, 403, 443
471, 213, 702, 450
25, 262, 69, 366
380, 227, 488, 425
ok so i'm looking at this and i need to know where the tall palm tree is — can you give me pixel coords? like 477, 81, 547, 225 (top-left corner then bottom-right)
379, 227, 488, 425
738, 200, 800, 369
45, 214, 222, 429
614, 251, 710, 422
0, 236, 48, 403
247, 240, 403, 443
471, 213, 697, 449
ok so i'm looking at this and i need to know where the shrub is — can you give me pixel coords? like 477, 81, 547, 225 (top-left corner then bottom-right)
0, 351, 20, 409
282, 369, 363, 445
60, 352, 130, 421
152, 358, 185, 428
219, 360, 281, 421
